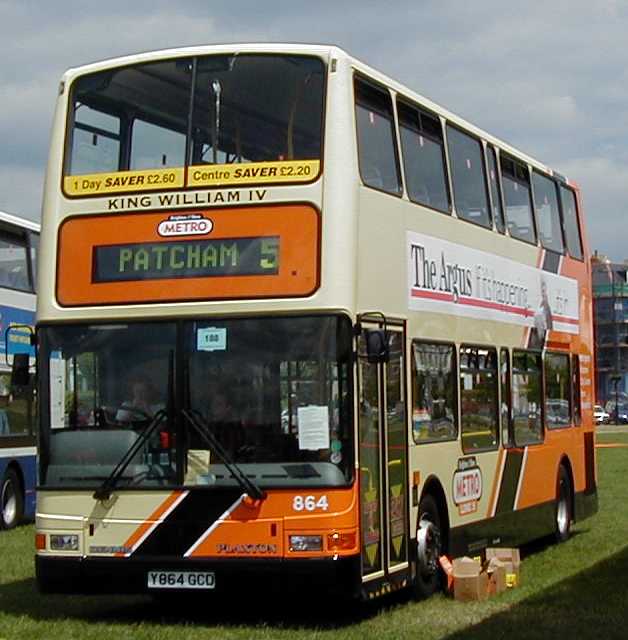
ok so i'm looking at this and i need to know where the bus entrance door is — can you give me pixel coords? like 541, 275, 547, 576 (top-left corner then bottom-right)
358, 323, 409, 592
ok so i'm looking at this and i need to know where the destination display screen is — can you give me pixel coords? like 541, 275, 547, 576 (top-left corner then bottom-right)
93, 236, 280, 282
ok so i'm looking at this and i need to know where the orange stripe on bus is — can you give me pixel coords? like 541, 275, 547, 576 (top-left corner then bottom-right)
117, 491, 186, 556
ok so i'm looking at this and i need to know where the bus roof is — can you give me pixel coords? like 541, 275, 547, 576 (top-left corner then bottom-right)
0, 210, 40, 233
60, 43, 575, 187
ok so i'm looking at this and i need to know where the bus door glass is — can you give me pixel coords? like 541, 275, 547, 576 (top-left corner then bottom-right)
385, 331, 408, 571
358, 325, 408, 580
358, 336, 382, 576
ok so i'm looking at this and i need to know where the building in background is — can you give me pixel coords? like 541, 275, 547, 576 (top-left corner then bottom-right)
591, 252, 628, 410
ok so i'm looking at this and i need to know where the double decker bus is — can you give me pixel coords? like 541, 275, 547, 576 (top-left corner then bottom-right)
35, 44, 596, 599
0, 210, 39, 529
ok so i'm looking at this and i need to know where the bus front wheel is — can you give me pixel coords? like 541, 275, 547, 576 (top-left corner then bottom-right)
1, 468, 23, 530
412, 494, 442, 598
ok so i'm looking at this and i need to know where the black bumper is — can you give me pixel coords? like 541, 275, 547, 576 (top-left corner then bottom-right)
36, 554, 362, 597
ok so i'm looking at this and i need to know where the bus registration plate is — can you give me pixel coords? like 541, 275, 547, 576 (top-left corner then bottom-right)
147, 571, 215, 590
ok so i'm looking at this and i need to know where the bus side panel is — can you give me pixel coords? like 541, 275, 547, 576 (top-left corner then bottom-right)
0, 452, 37, 523
21, 454, 37, 519
516, 428, 594, 514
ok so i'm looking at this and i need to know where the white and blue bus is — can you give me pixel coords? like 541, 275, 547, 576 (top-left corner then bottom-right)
0, 210, 39, 529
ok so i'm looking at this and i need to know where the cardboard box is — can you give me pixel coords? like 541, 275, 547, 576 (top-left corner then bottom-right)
486, 557, 507, 595
452, 557, 488, 602
453, 556, 481, 574
486, 548, 521, 588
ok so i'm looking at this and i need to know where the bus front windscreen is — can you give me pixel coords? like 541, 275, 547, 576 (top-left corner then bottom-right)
38, 316, 353, 490
64, 53, 325, 195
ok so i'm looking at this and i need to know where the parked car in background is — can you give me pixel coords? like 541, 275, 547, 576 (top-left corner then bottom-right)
604, 400, 628, 424
594, 405, 611, 425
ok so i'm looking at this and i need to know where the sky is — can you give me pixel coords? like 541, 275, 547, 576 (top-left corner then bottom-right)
1, 0, 627, 259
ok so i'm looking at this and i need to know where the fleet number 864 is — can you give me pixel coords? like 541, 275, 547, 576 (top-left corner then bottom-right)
292, 495, 329, 512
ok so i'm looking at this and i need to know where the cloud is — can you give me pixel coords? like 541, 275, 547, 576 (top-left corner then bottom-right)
0, 164, 44, 221
1, 0, 628, 260
560, 156, 628, 259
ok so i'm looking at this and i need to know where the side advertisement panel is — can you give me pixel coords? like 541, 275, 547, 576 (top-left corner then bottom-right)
407, 231, 579, 335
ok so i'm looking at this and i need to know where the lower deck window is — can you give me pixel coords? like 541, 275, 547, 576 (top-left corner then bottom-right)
460, 346, 498, 452
572, 355, 582, 426
512, 350, 543, 445
545, 352, 571, 428
0, 372, 35, 438
500, 348, 512, 447
411, 342, 457, 443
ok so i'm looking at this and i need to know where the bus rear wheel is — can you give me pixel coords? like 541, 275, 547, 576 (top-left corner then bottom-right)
412, 494, 442, 598
555, 465, 572, 543
1, 468, 23, 530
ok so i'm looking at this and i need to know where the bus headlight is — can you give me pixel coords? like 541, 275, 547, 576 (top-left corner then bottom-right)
50, 534, 79, 551
289, 535, 322, 552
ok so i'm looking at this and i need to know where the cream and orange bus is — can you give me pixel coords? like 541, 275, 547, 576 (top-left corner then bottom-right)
34, 44, 596, 599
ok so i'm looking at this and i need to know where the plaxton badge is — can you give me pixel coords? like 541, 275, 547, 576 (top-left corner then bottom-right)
216, 543, 278, 554
158, 214, 213, 237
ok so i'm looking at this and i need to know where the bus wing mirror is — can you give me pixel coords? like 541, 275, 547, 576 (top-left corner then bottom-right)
11, 353, 31, 388
365, 330, 390, 364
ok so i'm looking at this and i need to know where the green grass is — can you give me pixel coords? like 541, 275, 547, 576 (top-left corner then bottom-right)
2, 433, 628, 639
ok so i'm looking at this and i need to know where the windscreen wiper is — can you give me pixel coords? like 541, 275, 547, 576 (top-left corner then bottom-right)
93, 409, 167, 501
182, 408, 265, 501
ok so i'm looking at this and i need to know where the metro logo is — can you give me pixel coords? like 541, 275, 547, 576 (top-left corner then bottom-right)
157, 214, 213, 237
453, 468, 483, 505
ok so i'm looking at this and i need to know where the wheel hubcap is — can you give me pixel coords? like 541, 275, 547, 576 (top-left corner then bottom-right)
417, 517, 441, 576
557, 482, 569, 534
1, 480, 16, 525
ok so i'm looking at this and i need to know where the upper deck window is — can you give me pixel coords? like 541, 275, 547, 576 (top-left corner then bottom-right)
69, 104, 122, 175
487, 146, 505, 233
29, 232, 39, 292
0, 232, 31, 292
354, 79, 402, 196
192, 55, 324, 165
532, 172, 564, 254
397, 100, 450, 213
130, 120, 186, 170
446, 125, 491, 228
501, 156, 536, 244
64, 54, 325, 195
560, 186, 584, 260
